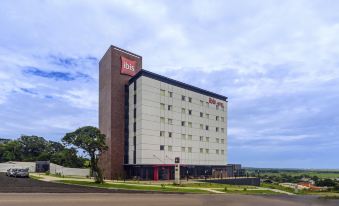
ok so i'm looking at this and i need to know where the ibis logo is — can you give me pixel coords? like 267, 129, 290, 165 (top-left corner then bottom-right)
120, 56, 137, 76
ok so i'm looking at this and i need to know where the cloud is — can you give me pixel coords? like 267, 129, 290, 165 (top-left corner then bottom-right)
0, 0, 339, 168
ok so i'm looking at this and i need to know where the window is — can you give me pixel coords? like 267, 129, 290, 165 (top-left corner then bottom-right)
181, 108, 185, 114
168, 146, 172, 151
206, 113, 209, 119
216, 127, 219, 132
181, 134, 186, 139
206, 137, 210, 142
188, 122, 192, 128
216, 138, 220, 143
200, 112, 203, 117
160, 117, 165, 123
134, 82, 137, 91
133, 108, 136, 118
160, 103, 165, 110
168, 91, 173, 97
134, 94, 136, 104
221, 117, 224, 122
206, 149, 209, 154
133, 122, 136, 132
200, 124, 203, 129
168, 105, 172, 111
205, 125, 209, 130
168, 132, 172, 138
221, 139, 225, 144
188, 147, 192, 153
181, 147, 186, 152
160, 131, 165, 137
188, 135, 192, 140
188, 110, 192, 115
188, 97, 192, 103
168, 118, 173, 125
216, 149, 219, 154
221, 128, 225, 133
200, 100, 204, 106
160, 145, 164, 150
181, 121, 185, 126
182, 95, 186, 101
216, 116, 219, 121
199, 136, 203, 141
200, 148, 203, 153
221, 150, 225, 155
160, 89, 165, 96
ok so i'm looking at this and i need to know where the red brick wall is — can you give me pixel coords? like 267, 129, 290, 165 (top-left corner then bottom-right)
99, 46, 142, 179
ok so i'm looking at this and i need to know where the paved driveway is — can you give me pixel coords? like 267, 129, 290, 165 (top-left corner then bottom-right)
0, 173, 117, 193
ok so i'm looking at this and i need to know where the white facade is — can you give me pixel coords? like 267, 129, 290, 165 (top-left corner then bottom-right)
128, 76, 227, 166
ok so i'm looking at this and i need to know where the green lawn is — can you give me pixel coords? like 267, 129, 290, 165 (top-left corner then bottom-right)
176, 182, 255, 189
57, 180, 210, 193
215, 189, 282, 195
257, 171, 339, 179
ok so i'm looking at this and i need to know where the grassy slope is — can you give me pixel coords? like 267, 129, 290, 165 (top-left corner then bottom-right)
57, 180, 210, 193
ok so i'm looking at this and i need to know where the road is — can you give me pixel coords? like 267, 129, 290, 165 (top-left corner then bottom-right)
1, 173, 339, 206
1, 193, 339, 206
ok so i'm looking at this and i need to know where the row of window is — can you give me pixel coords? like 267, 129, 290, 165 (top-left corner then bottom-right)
159, 131, 225, 143
159, 145, 225, 154
160, 117, 225, 132
160, 89, 224, 111
160, 103, 225, 122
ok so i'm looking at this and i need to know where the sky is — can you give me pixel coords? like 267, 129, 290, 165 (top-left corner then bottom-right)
0, 0, 339, 169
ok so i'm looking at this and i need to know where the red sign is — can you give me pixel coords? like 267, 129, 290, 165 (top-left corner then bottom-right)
120, 56, 137, 76
209, 97, 224, 108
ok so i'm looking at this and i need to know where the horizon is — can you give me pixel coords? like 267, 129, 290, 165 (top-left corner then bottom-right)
1, 0, 339, 169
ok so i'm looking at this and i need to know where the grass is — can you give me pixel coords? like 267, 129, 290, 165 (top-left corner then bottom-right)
57, 180, 210, 193
215, 188, 282, 195
261, 183, 298, 194
258, 171, 339, 179
175, 182, 255, 189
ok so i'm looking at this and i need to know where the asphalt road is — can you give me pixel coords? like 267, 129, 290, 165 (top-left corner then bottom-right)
0, 172, 118, 193
1, 173, 339, 206
1, 193, 339, 206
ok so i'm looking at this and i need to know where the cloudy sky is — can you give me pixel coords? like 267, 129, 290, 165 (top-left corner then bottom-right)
1, 0, 339, 169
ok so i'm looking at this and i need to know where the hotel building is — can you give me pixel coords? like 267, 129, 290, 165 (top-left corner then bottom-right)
99, 46, 230, 180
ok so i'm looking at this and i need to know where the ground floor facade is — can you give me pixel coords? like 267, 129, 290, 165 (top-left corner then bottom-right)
124, 164, 245, 181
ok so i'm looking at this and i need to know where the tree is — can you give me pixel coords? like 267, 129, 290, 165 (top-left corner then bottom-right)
62, 126, 107, 183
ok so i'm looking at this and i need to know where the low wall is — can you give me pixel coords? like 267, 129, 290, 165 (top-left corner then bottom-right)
202, 177, 261, 186
0, 162, 89, 177
50, 163, 89, 177
0, 162, 35, 172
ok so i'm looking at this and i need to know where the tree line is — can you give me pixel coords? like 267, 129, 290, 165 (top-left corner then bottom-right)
1, 126, 108, 183
0, 135, 88, 168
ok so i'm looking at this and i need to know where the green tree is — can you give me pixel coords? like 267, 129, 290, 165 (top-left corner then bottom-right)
62, 126, 107, 183
19, 135, 48, 161
2, 140, 22, 161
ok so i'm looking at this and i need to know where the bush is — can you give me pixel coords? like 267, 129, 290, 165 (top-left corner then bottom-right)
243, 188, 247, 191
161, 184, 166, 189
224, 187, 228, 191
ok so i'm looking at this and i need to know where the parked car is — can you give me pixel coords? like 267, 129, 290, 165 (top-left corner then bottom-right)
6, 168, 18, 177
15, 168, 29, 178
